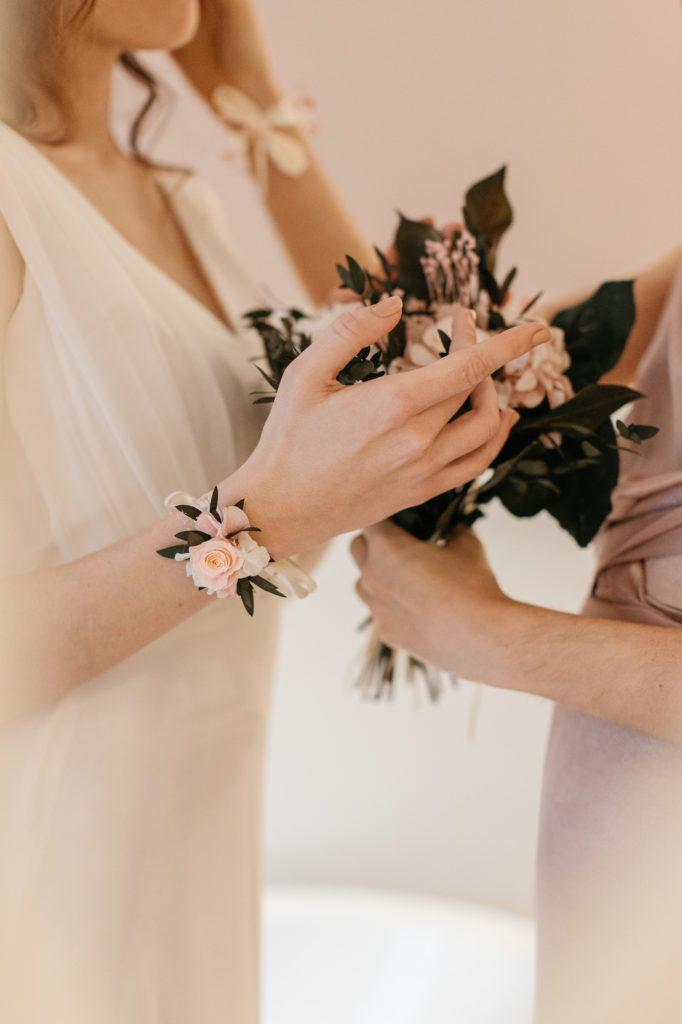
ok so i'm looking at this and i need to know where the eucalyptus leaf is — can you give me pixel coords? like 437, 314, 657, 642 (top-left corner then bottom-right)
437, 329, 452, 355
487, 309, 507, 331
237, 578, 255, 617
515, 384, 643, 438
157, 545, 189, 560
545, 420, 621, 546
346, 255, 367, 294
175, 530, 212, 546
516, 460, 549, 476
244, 308, 276, 321
616, 420, 660, 443
499, 266, 518, 303
374, 245, 395, 279
254, 363, 280, 391
251, 576, 287, 598
581, 441, 601, 458
629, 424, 659, 441
520, 291, 543, 317
209, 486, 219, 519
175, 504, 201, 521
350, 361, 376, 381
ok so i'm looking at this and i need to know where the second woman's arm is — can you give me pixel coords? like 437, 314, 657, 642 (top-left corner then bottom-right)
172, 0, 379, 304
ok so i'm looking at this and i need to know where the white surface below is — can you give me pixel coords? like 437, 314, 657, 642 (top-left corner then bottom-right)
262, 886, 535, 1024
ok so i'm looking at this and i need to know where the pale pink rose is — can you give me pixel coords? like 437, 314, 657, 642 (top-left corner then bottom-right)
494, 327, 574, 410
189, 538, 244, 597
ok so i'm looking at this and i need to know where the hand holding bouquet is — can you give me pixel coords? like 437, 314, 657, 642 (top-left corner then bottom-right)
247, 168, 657, 698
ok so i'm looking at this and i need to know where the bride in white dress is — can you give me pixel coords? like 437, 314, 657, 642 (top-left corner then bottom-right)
0, 2, 544, 1021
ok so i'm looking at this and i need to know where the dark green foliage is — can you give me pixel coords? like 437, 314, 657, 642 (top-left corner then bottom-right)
237, 578, 255, 617
394, 214, 445, 298
157, 545, 189, 560
245, 176, 651, 553
251, 576, 286, 598
616, 420, 660, 444
175, 504, 201, 520
462, 166, 513, 274
552, 281, 636, 392
175, 530, 212, 546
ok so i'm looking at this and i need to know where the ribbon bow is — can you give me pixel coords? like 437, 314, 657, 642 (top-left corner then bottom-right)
212, 85, 312, 195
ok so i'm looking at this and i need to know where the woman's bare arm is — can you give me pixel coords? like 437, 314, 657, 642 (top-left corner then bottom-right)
172, 0, 379, 304
601, 247, 682, 385
0, 280, 546, 718
354, 523, 682, 743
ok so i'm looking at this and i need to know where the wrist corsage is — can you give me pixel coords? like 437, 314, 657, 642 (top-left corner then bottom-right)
157, 486, 316, 616
212, 84, 314, 195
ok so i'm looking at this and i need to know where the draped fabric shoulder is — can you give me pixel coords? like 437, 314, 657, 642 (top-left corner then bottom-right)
0, 121, 281, 1024
536, 260, 682, 1022
0, 119, 266, 564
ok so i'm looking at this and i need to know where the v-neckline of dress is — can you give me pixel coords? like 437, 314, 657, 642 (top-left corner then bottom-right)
0, 122, 237, 340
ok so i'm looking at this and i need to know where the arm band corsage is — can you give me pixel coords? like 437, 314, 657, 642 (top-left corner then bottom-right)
157, 486, 316, 616
212, 84, 314, 196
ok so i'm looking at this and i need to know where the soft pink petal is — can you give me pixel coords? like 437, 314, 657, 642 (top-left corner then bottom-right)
220, 506, 251, 536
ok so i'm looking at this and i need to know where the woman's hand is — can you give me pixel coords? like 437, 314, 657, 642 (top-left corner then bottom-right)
172, 0, 281, 107
230, 299, 552, 558
351, 521, 511, 681
353, 518, 682, 741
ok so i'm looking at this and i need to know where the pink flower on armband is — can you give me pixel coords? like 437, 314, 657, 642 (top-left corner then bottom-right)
235, 533, 271, 577
189, 539, 244, 598
195, 505, 250, 540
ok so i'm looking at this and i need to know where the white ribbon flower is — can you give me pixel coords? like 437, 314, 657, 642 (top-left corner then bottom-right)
213, 85, 312, 195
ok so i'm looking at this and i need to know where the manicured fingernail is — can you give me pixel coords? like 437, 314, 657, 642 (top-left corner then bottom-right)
372, 295, 403, 317
532, 326, 552, 346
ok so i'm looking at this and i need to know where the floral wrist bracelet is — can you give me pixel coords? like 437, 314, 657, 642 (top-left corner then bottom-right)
157, 487, 316, 616
212, 84, 314, 196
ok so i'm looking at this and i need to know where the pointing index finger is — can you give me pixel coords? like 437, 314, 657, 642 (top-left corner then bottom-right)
394, 322, 552, 417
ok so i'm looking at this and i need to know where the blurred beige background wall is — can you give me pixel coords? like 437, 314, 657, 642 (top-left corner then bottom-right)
126, 0, 682, 916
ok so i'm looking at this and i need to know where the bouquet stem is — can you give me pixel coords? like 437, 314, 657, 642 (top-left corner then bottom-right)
355, 619, 457, 702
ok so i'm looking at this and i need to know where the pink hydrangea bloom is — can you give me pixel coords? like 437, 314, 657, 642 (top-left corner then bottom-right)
495, 327, 574, 410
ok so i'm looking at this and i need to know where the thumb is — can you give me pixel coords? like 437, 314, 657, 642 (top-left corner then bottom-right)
301, 296, 403, 382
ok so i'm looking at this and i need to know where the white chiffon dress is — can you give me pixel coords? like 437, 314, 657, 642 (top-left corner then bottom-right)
0, 120, 282, 1023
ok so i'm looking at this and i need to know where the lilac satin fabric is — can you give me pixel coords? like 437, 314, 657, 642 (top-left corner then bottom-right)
535, 263, 682, 1022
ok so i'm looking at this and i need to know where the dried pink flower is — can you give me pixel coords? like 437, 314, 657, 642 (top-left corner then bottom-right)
494, 327, 574, 410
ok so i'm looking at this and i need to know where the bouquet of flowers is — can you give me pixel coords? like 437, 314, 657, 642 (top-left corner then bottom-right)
246, 168, 657, 699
